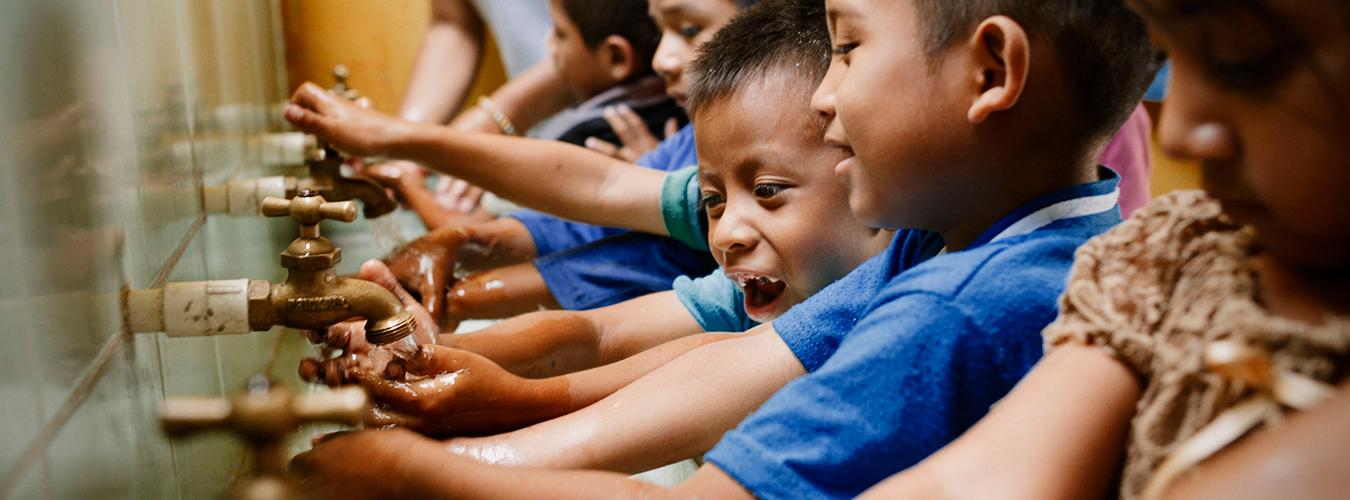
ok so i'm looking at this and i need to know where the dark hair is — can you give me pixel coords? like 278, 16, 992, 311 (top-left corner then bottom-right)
560, 0, 662, 77
685, 0, 830, 115
913, 0, 1159, 143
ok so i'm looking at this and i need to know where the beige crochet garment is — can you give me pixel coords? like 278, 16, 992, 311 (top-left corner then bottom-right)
1043, 190, 1350, 499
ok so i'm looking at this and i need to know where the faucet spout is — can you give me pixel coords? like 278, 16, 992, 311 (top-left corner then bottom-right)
257, 271, 416, 344
303, 145, 398, 219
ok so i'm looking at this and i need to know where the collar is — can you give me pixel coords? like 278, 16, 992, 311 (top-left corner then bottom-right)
970, 166, 1121, 247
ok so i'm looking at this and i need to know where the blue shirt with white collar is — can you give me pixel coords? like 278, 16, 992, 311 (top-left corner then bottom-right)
705, 169, 1123, 499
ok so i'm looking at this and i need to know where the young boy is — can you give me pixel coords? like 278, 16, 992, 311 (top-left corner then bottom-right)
286, 0, 758, 329
291, 0, 1158, 497
300, 2, 896, 440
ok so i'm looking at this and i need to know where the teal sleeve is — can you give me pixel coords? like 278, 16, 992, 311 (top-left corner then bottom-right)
660, 166, 708, 251
672, 270, 759, 333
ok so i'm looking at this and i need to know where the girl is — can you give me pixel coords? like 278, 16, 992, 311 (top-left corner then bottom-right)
860, 1, 1350, 498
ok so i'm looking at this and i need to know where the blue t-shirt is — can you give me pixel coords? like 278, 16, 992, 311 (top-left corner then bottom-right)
705, 170, 1123, 499
672, 271, 759, 333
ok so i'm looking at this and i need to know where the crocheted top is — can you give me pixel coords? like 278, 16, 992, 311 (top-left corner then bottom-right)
1043, 190, 1350, 499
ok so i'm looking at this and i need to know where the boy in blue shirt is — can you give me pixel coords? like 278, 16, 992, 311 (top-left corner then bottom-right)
292, 0, 1158, 497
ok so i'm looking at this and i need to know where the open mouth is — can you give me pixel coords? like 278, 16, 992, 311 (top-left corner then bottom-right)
731, 272, 788, 319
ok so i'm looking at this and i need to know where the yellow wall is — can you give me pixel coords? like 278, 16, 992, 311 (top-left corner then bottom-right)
280, 0, 507, 114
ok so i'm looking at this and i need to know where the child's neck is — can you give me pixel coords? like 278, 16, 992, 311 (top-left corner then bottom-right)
938, 153, 1098, 252
1253, 254, 1350, 323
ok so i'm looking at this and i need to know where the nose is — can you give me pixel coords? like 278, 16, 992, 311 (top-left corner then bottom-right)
710, 199, 759, 259
811, 61, 843, 121
1155, 65, 1237, 164
652, 35, 685, 83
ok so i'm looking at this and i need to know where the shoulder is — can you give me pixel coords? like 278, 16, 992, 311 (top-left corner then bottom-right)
1043, 191, 1252, 377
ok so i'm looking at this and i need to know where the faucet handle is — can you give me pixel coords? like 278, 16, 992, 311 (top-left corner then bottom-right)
159, 379, 368, 439
261, 191, 357, 226
330, 64, 361, 101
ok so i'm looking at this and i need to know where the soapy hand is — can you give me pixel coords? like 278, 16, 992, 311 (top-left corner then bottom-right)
383, 227, 469, 330
584, 105, 678, 162
358, 344, 563, 437
298, 260, 441, 387
284, 82, 414, 158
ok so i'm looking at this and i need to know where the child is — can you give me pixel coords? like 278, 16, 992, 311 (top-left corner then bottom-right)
854, 0, 1350, 498
285, 0, 762, 328
301, 0, 896, 441
291, 0, 1158, 497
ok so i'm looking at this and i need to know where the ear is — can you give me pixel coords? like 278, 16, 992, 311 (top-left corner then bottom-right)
599, 35, 638, 82
963, 16, 1030, 124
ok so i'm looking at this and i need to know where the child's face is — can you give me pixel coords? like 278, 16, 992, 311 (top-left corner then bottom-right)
696, 73, 884, 322
647, 0, 741, 106
813, 0, 970, 230
546, 0, 616, 100
1137, 0, 1350, 271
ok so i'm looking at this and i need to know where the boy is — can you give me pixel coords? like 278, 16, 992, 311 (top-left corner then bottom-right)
292, 0, 1157, 497
301, 2, 895, 440
285, 0, 758, 329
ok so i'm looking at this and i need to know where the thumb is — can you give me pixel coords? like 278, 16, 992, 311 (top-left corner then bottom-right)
584, 137, 620, 157
358, 260, 419, 310
664, 118, 680, 138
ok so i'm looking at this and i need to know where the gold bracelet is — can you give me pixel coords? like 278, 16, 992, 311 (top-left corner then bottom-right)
476, 96, 518, 136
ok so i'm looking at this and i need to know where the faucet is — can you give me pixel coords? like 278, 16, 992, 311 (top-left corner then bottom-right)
128, 191, 416, 345
159, 376, 367, 500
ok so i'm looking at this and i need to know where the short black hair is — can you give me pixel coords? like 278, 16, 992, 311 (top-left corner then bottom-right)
913, 0, 1159, 143
686, 0, 830, 116
560, 0, 662, 76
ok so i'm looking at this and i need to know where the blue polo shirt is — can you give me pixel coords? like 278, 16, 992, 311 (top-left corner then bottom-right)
705, 170, 1123, 499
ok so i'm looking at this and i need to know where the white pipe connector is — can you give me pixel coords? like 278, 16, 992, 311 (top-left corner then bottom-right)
203, 176, 289, 216
127, 280, 252, 337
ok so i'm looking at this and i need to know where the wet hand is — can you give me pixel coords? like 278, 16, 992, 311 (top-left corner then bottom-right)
292, 427, 442, 499
584, 105, 678, 162
358, 344, 551, 437
284, 82, 413, 158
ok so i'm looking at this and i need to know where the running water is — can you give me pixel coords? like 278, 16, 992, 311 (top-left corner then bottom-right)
368, 214, 406, 254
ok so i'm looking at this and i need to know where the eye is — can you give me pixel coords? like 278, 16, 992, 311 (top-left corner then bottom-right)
1205, 50, 1291, 92
831, 42, 858, 56
700, 192, 725, 216
679, 25, 702, 39
753, 183, 788, 199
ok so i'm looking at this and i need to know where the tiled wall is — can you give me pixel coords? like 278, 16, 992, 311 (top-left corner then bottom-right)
0, 1, 328, 498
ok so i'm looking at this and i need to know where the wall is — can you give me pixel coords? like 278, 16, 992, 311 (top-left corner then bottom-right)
0, 1, 319, 498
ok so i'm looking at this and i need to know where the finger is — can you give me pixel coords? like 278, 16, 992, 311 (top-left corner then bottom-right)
364, 405, 424, 430
298, 358, 323, 383
283, 104, 333, 136
584, 137, 620, 157
664, 117, 680, 138
288, 82, 334, 111
401, 344, 476, 376
617, 105, 646, 132
355, 372, 425, 412
358, 260, 420, 310
310, 430, 354, 447
456, 187, 484, 213
602, 106, 629, 139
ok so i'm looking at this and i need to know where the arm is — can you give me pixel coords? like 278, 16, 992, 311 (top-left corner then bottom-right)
859, 346, 1140, 500
398, 0, 485, 125
449, 60, 575, 134
439, 291, 705, 378
447, 324, 805, 474
1162, 382, 1350, 500
295, 428, 753, 500
285, 83, 670, 236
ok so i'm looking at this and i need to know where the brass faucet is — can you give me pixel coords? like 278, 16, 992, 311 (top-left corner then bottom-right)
251, 191, 416, 344
160, 376, 367, 500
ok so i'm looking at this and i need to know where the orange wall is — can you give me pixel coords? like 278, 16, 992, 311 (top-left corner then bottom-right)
280, 0, 506, 114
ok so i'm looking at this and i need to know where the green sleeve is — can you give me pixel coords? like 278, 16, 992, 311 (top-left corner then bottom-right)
660, 166, 709, 251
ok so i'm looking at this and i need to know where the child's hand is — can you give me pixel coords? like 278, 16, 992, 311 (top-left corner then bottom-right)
584, 105, 678, 162
434, 175, 486, 214
292, 427, 438, 499
383, 228, 468, 330
284, 82, 413, 158
358, 344, 549, 436
363, 160, 427, 200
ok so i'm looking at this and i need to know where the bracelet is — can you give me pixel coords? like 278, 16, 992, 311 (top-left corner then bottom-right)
476, 96, 518, 136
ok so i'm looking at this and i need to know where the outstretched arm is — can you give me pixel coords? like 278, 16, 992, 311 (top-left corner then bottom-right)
859, 346, 1140, 500
441, 291, 703, 377
448, 324, 804, 474
285, 83, 669, 236
295, 428, 753, 500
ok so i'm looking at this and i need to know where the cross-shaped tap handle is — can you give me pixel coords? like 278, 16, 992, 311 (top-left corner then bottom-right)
260, 191, 356, 227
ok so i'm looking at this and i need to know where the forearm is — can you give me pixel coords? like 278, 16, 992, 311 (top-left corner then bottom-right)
452, 327, 803, 473
398, 0, 483, 124
439, 311, 606, 377
391, 124, 668, 235
449, 60, 575, 134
